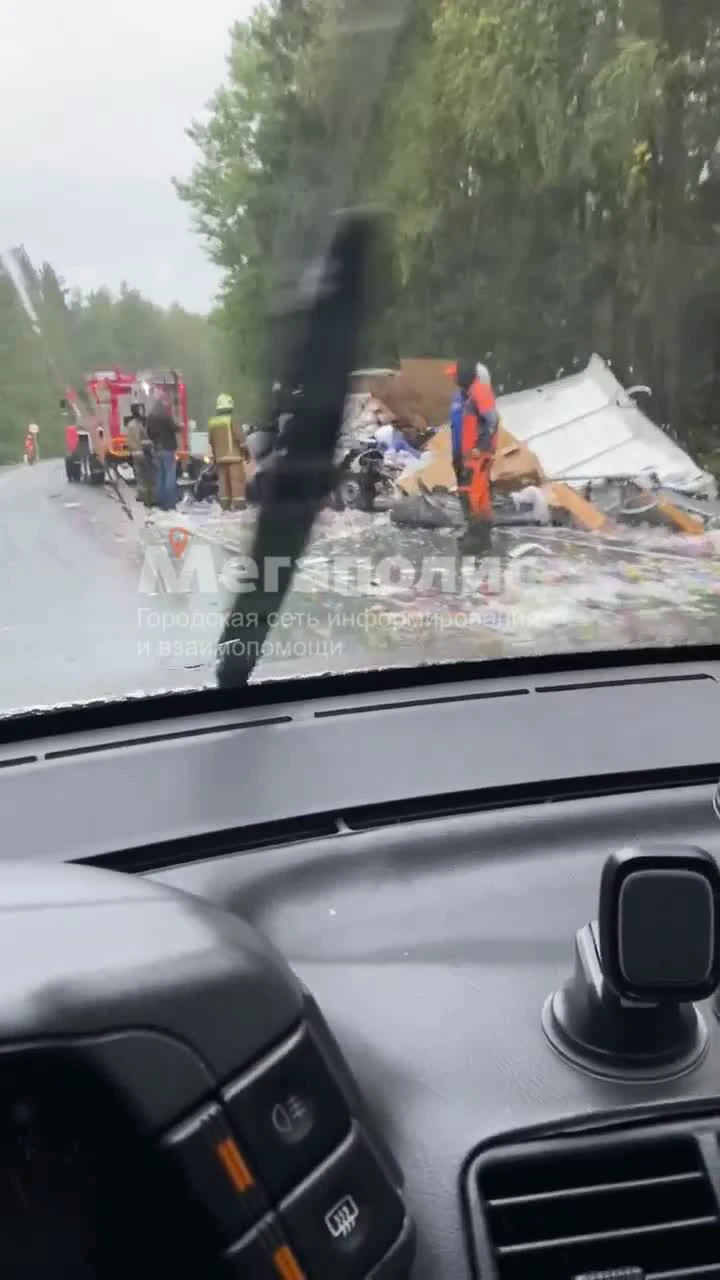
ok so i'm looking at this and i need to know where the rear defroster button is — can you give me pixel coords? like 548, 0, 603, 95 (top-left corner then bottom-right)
279, 1131, 405, 1280
223, 1026, 351, 1199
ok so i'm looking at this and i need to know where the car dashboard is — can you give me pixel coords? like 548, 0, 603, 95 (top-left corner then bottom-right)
2, 655, 720, 1279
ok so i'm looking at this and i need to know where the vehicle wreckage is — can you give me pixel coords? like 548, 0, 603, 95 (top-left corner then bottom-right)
341, 356, 720, 538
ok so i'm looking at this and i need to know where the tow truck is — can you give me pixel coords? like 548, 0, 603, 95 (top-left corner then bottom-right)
63, 368, 190, 485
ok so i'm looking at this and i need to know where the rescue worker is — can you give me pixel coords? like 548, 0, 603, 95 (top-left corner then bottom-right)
146, 389, 179, 511
448, 359, 499, 554
208, 393, 248, 511
24, 422, 39, 464
125, 402, 154, 507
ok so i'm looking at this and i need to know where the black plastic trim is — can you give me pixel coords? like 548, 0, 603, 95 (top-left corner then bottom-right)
537, 672, 715, 694
46, 715, 291, 760
3, 656, 720, 864
79, 764, 720, 874
342, 765, 720, 831
1, 642, 719, 746
314, 687, 531, 718
80, 815, 342, 873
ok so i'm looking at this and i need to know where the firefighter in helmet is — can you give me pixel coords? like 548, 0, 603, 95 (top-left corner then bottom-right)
125, 395, 154, 507
208, 393, 248, 511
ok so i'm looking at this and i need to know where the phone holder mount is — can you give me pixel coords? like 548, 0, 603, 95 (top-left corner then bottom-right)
542, 845, 720, 1081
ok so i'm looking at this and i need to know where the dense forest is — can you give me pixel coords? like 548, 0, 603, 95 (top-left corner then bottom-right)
178, 0, 720, 469
0, 252, 222, 465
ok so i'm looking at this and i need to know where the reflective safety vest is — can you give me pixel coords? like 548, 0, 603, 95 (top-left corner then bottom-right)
457, 379, 498, 520
125, 416, 145, 454
208, 413, 244, 462
460, 379, 499, 458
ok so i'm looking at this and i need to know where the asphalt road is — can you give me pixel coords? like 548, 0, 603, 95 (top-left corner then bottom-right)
0, 461, 216, 715
2, 461, 720, 717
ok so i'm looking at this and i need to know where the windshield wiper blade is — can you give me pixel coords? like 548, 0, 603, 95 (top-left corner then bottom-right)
216, 0, 414, 690
216, 209, 377, 689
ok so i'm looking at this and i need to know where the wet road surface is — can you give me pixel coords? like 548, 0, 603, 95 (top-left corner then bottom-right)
2, 461, 720, 717
0, 462, 215, 714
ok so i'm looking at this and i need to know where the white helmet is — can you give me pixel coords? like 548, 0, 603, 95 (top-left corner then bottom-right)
475, 363, 491, 384
28, 422, 39, 434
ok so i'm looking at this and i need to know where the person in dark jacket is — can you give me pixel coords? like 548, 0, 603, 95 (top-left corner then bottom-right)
146, 392, 179, 511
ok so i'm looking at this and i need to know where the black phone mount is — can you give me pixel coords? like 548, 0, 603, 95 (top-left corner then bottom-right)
542, 845, 720, 1081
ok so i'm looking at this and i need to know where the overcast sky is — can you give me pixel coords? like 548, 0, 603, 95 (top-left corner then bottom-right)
0, 0, 254, 313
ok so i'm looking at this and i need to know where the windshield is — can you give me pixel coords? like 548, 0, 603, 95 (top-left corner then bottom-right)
2, 0, 720, 714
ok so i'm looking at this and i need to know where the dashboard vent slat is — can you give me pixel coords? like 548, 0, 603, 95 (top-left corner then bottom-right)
473, 1136, 720, 1280
487, 1169, 703, 1207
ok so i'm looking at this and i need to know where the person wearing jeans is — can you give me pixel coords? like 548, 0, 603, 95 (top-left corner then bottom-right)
154, 448, 178, 510
146, 394, 179, 511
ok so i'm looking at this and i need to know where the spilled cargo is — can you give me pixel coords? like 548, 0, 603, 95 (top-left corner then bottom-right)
138, 356, 720, 674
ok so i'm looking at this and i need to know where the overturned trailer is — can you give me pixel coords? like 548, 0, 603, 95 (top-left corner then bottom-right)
499, 355, 714, 498
498, 355, 717, 534
355, 357, 717, 536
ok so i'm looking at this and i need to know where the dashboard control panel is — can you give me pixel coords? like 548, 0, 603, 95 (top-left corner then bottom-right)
161, 1020, 410, 1278
222, 1025, 351, 1200
0, 862, 414, 1280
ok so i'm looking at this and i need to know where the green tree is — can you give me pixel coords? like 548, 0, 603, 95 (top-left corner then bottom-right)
176, 0, 328, 413
0, 260, 59, 462
179, 0, 720, 446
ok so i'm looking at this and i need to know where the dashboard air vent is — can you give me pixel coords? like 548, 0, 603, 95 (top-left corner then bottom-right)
472, 1134, 720, 1280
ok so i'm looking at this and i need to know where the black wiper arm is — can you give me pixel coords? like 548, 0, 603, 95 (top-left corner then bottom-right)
216, 209, 377, 690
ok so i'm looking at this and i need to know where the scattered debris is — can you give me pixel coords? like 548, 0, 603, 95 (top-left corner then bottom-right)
507, 542, 553, 560
129, 355, 720, 674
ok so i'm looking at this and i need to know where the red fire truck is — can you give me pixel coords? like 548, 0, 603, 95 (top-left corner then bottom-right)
64, 368, 190, 484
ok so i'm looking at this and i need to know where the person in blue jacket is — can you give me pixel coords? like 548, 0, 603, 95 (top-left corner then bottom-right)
446, 359, 498, 553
